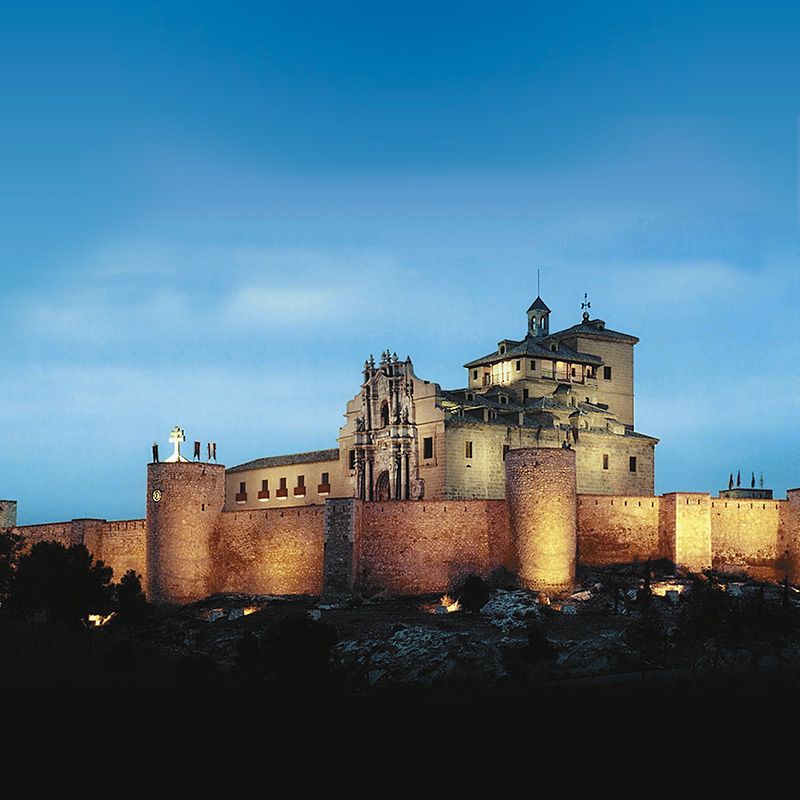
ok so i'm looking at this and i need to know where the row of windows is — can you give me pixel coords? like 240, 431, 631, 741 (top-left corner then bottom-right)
236, 472, 330, 502
461, 442, 638, 472
472, 363, 612, 381
349, 438, 436, 469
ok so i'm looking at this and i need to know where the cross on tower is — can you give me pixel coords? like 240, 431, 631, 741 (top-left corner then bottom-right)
165, 425, 189, 463
581, 292, 591, 322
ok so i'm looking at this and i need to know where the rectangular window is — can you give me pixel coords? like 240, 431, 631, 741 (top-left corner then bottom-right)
629, 456, 637, 473
239, 481, 246, 494
279, 477, 287, 490
348, 450, 356, 469
297, 475, 305, 487
465, 441, 473, 459
515, 360, 521, 371
602, 454, 609, 470
423, 436, 433, 459
321, 472, 329, 485
472, 369, 478, 380
523, 388, 529, 400
530, 360, 536, 370
502, 444, 510, 461
571, 367, 576, 377
261, 479, 268, 492
603, 366, 612, 380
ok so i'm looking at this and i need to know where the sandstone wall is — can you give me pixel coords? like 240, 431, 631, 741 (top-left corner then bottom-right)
506, 448, 577, 592
710, 498, 787, 570
356, 499, 509, 595
213, 506, 325, 596
577, 495, 662, 565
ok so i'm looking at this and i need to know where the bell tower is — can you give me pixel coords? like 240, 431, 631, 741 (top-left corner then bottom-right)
527, 296, 550, 338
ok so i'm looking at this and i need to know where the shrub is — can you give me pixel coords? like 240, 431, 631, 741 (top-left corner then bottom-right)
113, 570, 148, 620
453, 573, 491, 612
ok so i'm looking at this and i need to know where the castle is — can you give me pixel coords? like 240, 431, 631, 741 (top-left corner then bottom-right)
3, 295, 800, 603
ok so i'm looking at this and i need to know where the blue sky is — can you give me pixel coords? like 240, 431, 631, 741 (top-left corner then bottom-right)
0, 1, 798, 523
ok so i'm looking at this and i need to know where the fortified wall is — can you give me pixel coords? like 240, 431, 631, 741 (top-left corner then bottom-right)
4, 450, 800, 603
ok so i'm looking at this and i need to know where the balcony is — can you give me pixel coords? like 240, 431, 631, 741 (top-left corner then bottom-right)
293, 486, 306, 497
257, 490, 270, 502
235, 492, 247, 504
276, 487, 289, 499
539, 370, 597, 385
317, 483, 331, 495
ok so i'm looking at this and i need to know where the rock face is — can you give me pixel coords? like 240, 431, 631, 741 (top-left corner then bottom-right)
332, 625, 507, 690
480, 590, 543, 634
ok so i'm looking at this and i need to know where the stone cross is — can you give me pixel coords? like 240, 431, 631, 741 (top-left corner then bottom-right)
167, 426, 186, 462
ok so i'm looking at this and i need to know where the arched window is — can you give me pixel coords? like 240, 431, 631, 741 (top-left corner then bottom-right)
380, 401, 390, 428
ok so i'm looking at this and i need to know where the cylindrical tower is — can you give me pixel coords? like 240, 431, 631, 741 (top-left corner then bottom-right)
505, 447, 577, 594
786, 488, 800, 584
0, 500, 17, 529
146, 461, 225, 604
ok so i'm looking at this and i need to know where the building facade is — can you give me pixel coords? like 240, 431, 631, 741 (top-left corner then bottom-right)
226, 296, 658, 510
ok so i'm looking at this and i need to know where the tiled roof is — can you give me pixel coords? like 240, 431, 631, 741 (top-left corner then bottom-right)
552, 319, 639, 344
463, 334, 603, 369
228, 448, 340, 473
527, 296, 551, 313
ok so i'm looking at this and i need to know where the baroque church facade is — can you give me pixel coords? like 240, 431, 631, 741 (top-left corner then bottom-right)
226, 295, 658, 509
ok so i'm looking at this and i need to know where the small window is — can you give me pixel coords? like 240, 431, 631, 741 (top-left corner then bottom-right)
423, 436, 433, 459
502, 444, 510, 461
472, 369, 478, 380
523, 388, 529, 400
604, 366, 612, 380
297, 475, 305, 488
515, 360, 521, 371
571, 367, 576, 377
629, 456, 637, 473
321, 472, 329, 485
550, 343, 557, 352
348, 450, 356, 469
602, 454, 609, 470
465, 441, 473, 459
279, 477, 287, 490
530, 360, 536, 370
261, 479, 268, 492
239, 481, 246, 494
466, 393, 473, 401
499, 345, 505, 354
500, 396, 507, 405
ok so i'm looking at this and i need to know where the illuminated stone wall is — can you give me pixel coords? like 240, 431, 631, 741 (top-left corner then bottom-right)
785, 489, 800, 583
0, 501, 17, 528
356, 499, 510, 595
506, 447, 577, 593
710, 498, 788, 571
146, 462, 226, 604
213, 506, 325, 596
577, 495, 662, 565
660, 493, 712, 573
444, 419, 654, 499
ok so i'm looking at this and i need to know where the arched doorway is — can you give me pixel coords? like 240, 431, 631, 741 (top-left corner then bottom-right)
375, 470, 391, 501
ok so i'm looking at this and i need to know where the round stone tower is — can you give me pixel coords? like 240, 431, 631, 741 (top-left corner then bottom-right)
0, 500, 17, 529
505, 447, 577, 594
785, 488, 800, 584
146, 461, 226, 604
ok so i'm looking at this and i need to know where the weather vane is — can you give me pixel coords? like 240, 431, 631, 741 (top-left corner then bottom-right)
581, 292, 591, 321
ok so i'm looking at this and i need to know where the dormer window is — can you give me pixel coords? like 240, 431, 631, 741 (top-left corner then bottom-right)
499, 345, 505, 354
466, 393, 474, 401
500, 396, 508, 405
550, 343, 558, 352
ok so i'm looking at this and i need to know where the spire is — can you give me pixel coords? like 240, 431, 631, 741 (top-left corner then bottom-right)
581, 292, 592, 323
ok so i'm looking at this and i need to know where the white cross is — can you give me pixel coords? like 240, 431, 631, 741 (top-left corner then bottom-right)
165, 426, 189, 462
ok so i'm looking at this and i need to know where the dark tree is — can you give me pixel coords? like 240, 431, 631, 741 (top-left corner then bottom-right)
113, 570, 148, 620
9, 541, 113, 623
454, 573, 491, 612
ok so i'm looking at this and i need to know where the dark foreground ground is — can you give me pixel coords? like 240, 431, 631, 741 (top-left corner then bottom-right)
2, 563, 800, 712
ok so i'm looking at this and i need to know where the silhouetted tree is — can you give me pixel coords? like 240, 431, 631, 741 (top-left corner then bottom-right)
9, 541, 113, 623
113, 570, 147, 620
638, 560, 652, 611
454, 574, 491, 612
